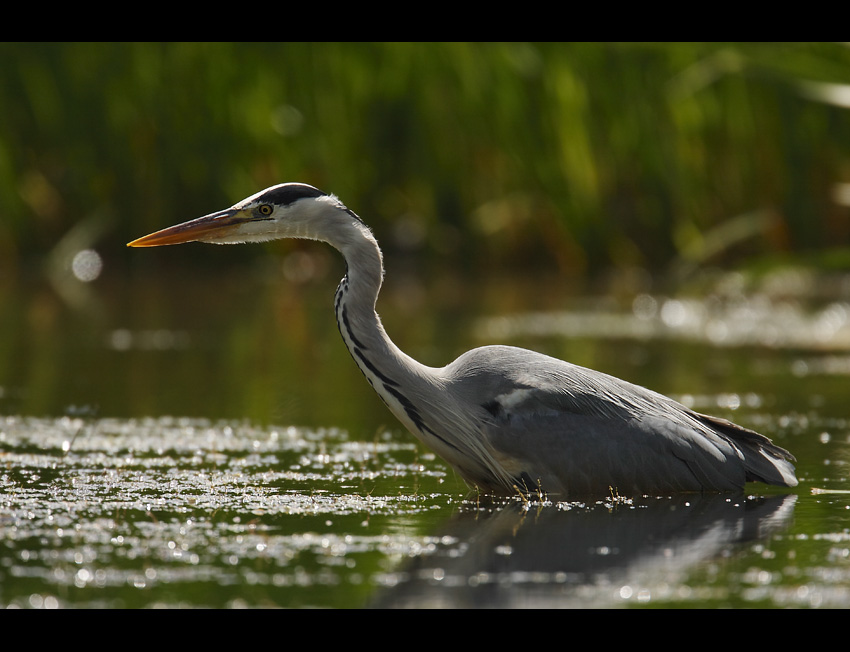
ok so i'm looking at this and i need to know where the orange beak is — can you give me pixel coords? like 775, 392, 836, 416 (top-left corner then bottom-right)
127, 209, 241, 247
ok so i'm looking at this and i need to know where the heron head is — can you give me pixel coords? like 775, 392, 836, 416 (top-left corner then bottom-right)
127, 183, 354, 247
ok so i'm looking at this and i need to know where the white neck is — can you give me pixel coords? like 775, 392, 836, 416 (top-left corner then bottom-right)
326, 217, 471, 456
318, 207, 513, 490
329, 219, 431, 405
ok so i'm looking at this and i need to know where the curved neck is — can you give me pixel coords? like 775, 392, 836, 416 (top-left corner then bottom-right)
324, 215, 514, 490
331, 222, 426, 383
328, 220, 454, 446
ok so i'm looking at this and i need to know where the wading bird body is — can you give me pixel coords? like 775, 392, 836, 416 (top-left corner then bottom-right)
129, 183, 798, 497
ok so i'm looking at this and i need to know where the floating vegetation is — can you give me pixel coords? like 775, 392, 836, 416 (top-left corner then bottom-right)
0, 416, 466, 608
1, 408, 848, 608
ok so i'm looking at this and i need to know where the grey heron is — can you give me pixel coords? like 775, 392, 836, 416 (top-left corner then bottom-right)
128, 183, 798, 497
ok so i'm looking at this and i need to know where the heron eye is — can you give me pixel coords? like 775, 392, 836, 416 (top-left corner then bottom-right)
258, 204, 273, 216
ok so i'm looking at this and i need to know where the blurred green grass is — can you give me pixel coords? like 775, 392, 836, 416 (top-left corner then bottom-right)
2, 42, 850, 279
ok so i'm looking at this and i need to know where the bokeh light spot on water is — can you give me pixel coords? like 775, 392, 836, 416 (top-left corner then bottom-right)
475, 288, 850, 352
71, 249, 103, 282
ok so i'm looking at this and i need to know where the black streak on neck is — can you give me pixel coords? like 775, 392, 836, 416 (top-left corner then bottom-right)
334, 277, 462, 454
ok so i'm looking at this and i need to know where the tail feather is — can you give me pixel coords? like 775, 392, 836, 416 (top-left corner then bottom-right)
694, 411, 798, 488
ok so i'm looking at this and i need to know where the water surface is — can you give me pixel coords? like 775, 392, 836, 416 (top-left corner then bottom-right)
1, 259, 849, 608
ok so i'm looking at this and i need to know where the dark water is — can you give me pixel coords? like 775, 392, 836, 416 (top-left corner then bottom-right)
2, 253, 849, 608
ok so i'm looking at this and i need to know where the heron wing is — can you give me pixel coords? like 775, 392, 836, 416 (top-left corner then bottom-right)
443, 345, 796, 496
478, 382, 746, 495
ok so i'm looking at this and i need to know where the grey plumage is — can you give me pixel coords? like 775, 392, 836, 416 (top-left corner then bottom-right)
129, 183, 798, 497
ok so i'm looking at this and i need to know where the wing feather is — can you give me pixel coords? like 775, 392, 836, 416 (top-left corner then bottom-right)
441, 345, 797, 496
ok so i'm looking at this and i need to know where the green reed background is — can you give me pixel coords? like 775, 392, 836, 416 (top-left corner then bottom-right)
3, 42, 850, 280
